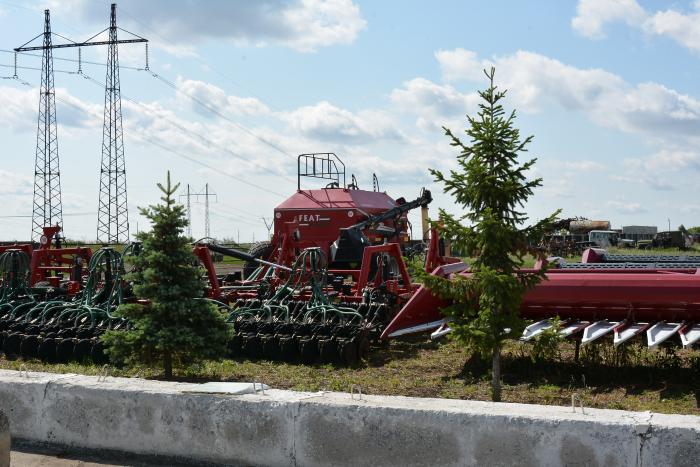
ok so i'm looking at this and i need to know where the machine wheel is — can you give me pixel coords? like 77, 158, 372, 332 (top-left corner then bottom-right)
243, 241, 273, 279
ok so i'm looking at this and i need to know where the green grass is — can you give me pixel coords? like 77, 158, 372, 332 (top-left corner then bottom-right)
2, 338, 698, 415
220, 256, 244, 265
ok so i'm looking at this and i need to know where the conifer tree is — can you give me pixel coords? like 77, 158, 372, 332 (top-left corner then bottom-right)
424, 68, 559, 401
102, 172, 231, 378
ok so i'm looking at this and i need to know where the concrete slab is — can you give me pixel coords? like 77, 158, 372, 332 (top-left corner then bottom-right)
181, 381, 270, 395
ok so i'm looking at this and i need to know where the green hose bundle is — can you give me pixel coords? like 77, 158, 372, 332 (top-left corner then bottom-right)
0, 250, 35, 317
19, 247, 130, 330
229, 247, 362, 325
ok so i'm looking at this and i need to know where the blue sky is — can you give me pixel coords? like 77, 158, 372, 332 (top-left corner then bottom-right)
1, 0, 700, 241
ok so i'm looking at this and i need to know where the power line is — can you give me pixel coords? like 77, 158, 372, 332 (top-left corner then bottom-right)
208, 208, 261, 228
10, 74, 288, 204
4, 65, 299, 189
0, 49, 145, 71
5, 63, 297, 186
0, 63, 82, 75
148, 71, 295, 161
215, 198, 270, 221
78, 72, 296, 185
115, 3, 284, 114
0, 0, 85, 36
101, 1, 299, 169
141, 134, 288, 199
77, 93, 287, 204
0, 212, 98, 218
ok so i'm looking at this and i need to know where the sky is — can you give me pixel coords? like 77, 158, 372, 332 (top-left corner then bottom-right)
1, 0, 700, 242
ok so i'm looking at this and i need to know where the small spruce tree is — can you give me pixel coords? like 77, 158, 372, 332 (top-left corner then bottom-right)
102, 172, 231, 378
424, 68, 559, 401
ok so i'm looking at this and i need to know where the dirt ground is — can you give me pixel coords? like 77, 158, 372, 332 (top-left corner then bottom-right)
10, 443, 205, 467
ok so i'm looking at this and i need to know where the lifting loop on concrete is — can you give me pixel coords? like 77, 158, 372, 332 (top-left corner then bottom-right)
350, 384, 362, 400
18, 364, 29, 378
97, 364, 111, 382
253, 381, 266, 395
571, 393, 586, 414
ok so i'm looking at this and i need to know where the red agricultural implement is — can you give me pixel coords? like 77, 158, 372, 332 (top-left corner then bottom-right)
191, 153, 459, 363
0, 226, 92, 293
383, 252, 700, 351
1, 229, 131, 364
186, 153, 700, 364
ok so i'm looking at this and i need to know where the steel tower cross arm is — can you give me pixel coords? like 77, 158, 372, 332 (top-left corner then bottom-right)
15, 38, 147, 52
14, 3, 148, 53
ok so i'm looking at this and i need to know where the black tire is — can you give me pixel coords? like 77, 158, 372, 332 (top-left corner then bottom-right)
243, 241, 272, 279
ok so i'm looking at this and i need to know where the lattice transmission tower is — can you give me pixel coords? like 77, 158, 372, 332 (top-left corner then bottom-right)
15, 3, 147, 243
181, 184, 217, 239
19, 10, 63, 241
96, 3, 130, 243
95, 4, 147, 242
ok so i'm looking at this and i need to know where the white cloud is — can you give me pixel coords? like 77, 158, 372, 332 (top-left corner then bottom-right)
50, 0, 366, 53
573, 0, 700, 55
0, 169, 32, 196
343, 141, 454, 186
0, 85, 100, 132
634, 149, 700, 172
643, 5, 700, 54
434, 49, 700, 143
538, 172, 576, 199
389, 77, 479, 131
280, 0, 367, 51
434, 49, 490, 82
551, 160, 605, 172
681, 204, 700, 213
283, 100, 404, 143
607, 200, 647, 214
610, 173, 675, 192
227, 95, 270, 116
571, 0, 646, 39
0, 86, 36, 132
175, 77, 270, 118
615, 149, 700, 192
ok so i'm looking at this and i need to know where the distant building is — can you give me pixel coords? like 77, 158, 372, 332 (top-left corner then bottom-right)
622, 226, 657, 242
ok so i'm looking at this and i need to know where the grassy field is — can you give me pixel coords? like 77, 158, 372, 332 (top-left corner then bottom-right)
1, 338, 698, 415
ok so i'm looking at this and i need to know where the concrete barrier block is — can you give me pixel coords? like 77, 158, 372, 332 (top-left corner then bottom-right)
0, 370, 699, 467
641, 414, 700, 467
293, 394, 644, 467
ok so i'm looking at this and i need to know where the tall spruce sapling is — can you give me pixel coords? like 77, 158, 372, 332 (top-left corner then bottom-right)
424, 68, 559, 401
101, 172, 231, 379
